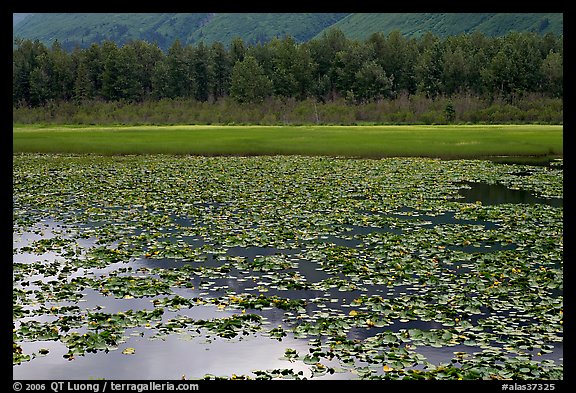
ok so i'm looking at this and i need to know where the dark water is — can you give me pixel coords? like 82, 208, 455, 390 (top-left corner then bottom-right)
458, 182, 563, 207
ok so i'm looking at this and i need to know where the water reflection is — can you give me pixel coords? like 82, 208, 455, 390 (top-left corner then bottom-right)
459, 182, 563, 207
14, 331, 348, 380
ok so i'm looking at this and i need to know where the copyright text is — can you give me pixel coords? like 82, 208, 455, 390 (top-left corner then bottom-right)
13, 381, 200, 393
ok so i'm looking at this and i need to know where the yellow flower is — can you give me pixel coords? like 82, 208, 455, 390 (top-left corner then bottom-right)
383, 365, 393, 372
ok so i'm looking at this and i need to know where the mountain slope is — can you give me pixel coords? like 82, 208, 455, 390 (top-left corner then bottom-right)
13, 13, 563, 52
185, 13, 349, 45
321, 13, 563, 40
12, 13, 350, 50
13, 13, 214, 50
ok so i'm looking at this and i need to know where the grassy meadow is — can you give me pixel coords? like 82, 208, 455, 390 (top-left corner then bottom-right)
13, 124, 563, 158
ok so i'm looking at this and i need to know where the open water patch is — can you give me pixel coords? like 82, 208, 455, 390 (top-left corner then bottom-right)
458, 182, 563, 207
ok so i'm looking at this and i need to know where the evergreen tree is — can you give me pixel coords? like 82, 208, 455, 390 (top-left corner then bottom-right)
125, 40, 163, 100
13, 39, 49, 106
192, 42, 213, 102
48, 40, 74, 101
163, 40, 193, 98
83, 43, 105, 99
73, 55, 94, 102
100, 41, 122, 100
209, 41, 231, 99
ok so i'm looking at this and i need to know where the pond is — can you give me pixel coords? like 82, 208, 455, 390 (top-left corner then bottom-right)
13, 155, 563, 380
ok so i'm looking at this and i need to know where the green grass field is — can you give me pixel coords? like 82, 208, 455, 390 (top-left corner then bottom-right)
13, 124, 563, 159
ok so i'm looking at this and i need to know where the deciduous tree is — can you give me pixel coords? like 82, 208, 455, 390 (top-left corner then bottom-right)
230, 55, 273, 103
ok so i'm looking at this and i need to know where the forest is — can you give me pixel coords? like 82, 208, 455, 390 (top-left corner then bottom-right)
13, 29, 563, 124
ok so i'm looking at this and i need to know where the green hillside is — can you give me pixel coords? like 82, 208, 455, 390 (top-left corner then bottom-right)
12, 12, 563, 52
323, 13, 563, 40
12, 13, 349, 51
186, 13, 348, 45
12, 13, 213, 51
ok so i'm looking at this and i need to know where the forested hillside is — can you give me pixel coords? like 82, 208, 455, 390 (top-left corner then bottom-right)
13, 13, 563, 51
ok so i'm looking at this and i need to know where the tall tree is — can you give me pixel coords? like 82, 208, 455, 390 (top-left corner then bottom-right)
269, 36, 299, 98
334, 40, 374, 98
159, 40, 193, 99
540, 50, 563, 97
191, 42, 213, 102
73, 54, 94, 102
48, 40, 74, 101
308, 28, 348, 100
415, 36, 444, 98
82, 43, 105, 99
441, 46, 469, 95
13, 39, 49, 106
28, 61, 53, 105
124, 40, 163, 100
372, 30, 417, 96
209, 41, 231, 99
100, 41, 123, 101
230, 55, 273, 103
353, 60, 393, 102
151, 58, 170, 99
246, 43, 275, 84
291, 42, 316, 100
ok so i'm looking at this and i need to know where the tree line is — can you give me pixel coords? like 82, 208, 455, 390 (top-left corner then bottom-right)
13, 29, 562, 108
